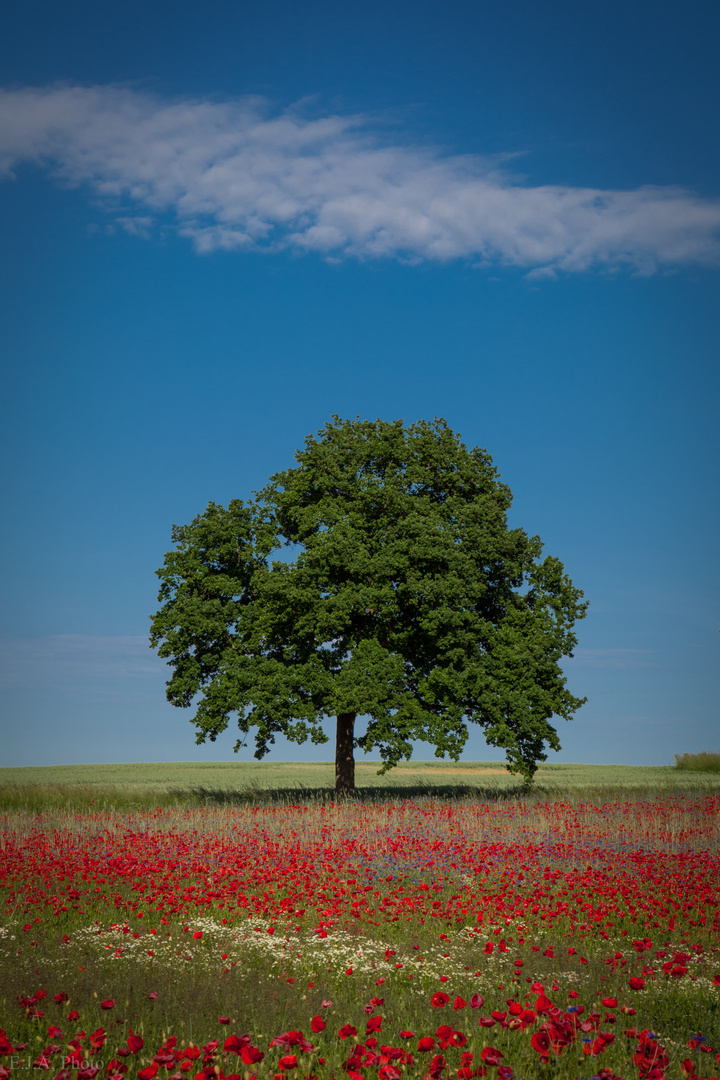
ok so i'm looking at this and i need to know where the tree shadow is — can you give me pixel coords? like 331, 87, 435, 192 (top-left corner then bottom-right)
173, 782, 527, 804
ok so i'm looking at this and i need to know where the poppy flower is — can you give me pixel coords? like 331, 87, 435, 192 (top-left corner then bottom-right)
241, 1046, 264, 1065
223, 1036, 248, 1054
629, 977, 646, 990
431, 993, 450, 1007
417, 1037, 435, 1052
127, 1036, 143, 1054
100, 1001, 115, 1011
481, 1048, 504, 1066
310, 1017, 326, 1033
378, 1067, 401, 1080
531, 1031, 550, 1055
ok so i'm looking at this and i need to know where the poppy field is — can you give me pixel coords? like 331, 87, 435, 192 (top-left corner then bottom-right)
1, 792, 719, 1080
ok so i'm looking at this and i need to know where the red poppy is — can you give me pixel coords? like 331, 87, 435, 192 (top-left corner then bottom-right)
430, 993, 450, 1008
223, 1036, 249, 1054
310, 1017, 326, 1033
241, 1046, 263, 1065
100, 1000, 115, 1011
629, 977, 645, 990
417, 1038, 435, 1053
530, 1030, 550, 1055
481, 1048, 504, 1066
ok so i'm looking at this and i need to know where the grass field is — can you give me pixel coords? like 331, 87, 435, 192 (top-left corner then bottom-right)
1, 759, 719, 811
1, 766, 719, 1079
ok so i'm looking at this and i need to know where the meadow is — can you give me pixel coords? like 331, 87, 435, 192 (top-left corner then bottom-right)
1, 764, 719, 1080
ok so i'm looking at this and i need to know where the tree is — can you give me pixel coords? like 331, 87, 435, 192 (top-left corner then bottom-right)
150, 417, 587, 790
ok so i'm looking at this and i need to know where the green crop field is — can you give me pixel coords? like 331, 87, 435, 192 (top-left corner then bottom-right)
1, 758, 718, 811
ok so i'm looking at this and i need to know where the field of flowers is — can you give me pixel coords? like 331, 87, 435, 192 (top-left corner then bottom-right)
1, 793, 719, 1080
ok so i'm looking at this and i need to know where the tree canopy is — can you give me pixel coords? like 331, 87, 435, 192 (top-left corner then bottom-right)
150, 417, 587, 789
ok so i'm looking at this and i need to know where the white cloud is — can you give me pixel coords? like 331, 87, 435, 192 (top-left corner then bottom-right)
1, 84, 720, 272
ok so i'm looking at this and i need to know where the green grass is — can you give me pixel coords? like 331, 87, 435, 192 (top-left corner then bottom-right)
1, 759, 719, 810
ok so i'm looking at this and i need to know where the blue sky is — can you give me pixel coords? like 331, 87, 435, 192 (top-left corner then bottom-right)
1, 0, 718, 769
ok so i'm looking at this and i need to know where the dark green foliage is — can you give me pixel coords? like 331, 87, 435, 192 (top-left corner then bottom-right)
150, 417, 587, 785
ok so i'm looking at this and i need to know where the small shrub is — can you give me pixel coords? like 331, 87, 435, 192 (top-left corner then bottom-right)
674, 750, 720, 772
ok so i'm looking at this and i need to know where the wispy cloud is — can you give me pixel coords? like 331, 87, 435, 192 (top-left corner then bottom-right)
0, 634, 165, 698
565, 648, 658, 670
1, 84, 720, 273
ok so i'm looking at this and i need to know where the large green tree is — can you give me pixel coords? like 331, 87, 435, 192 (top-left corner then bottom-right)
150, 417, 587, 790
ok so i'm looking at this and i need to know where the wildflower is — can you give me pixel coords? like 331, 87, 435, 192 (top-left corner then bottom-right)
481, 1048, 504, 1066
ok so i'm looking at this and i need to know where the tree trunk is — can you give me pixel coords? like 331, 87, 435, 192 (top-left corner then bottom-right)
335, 712, 356, 792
